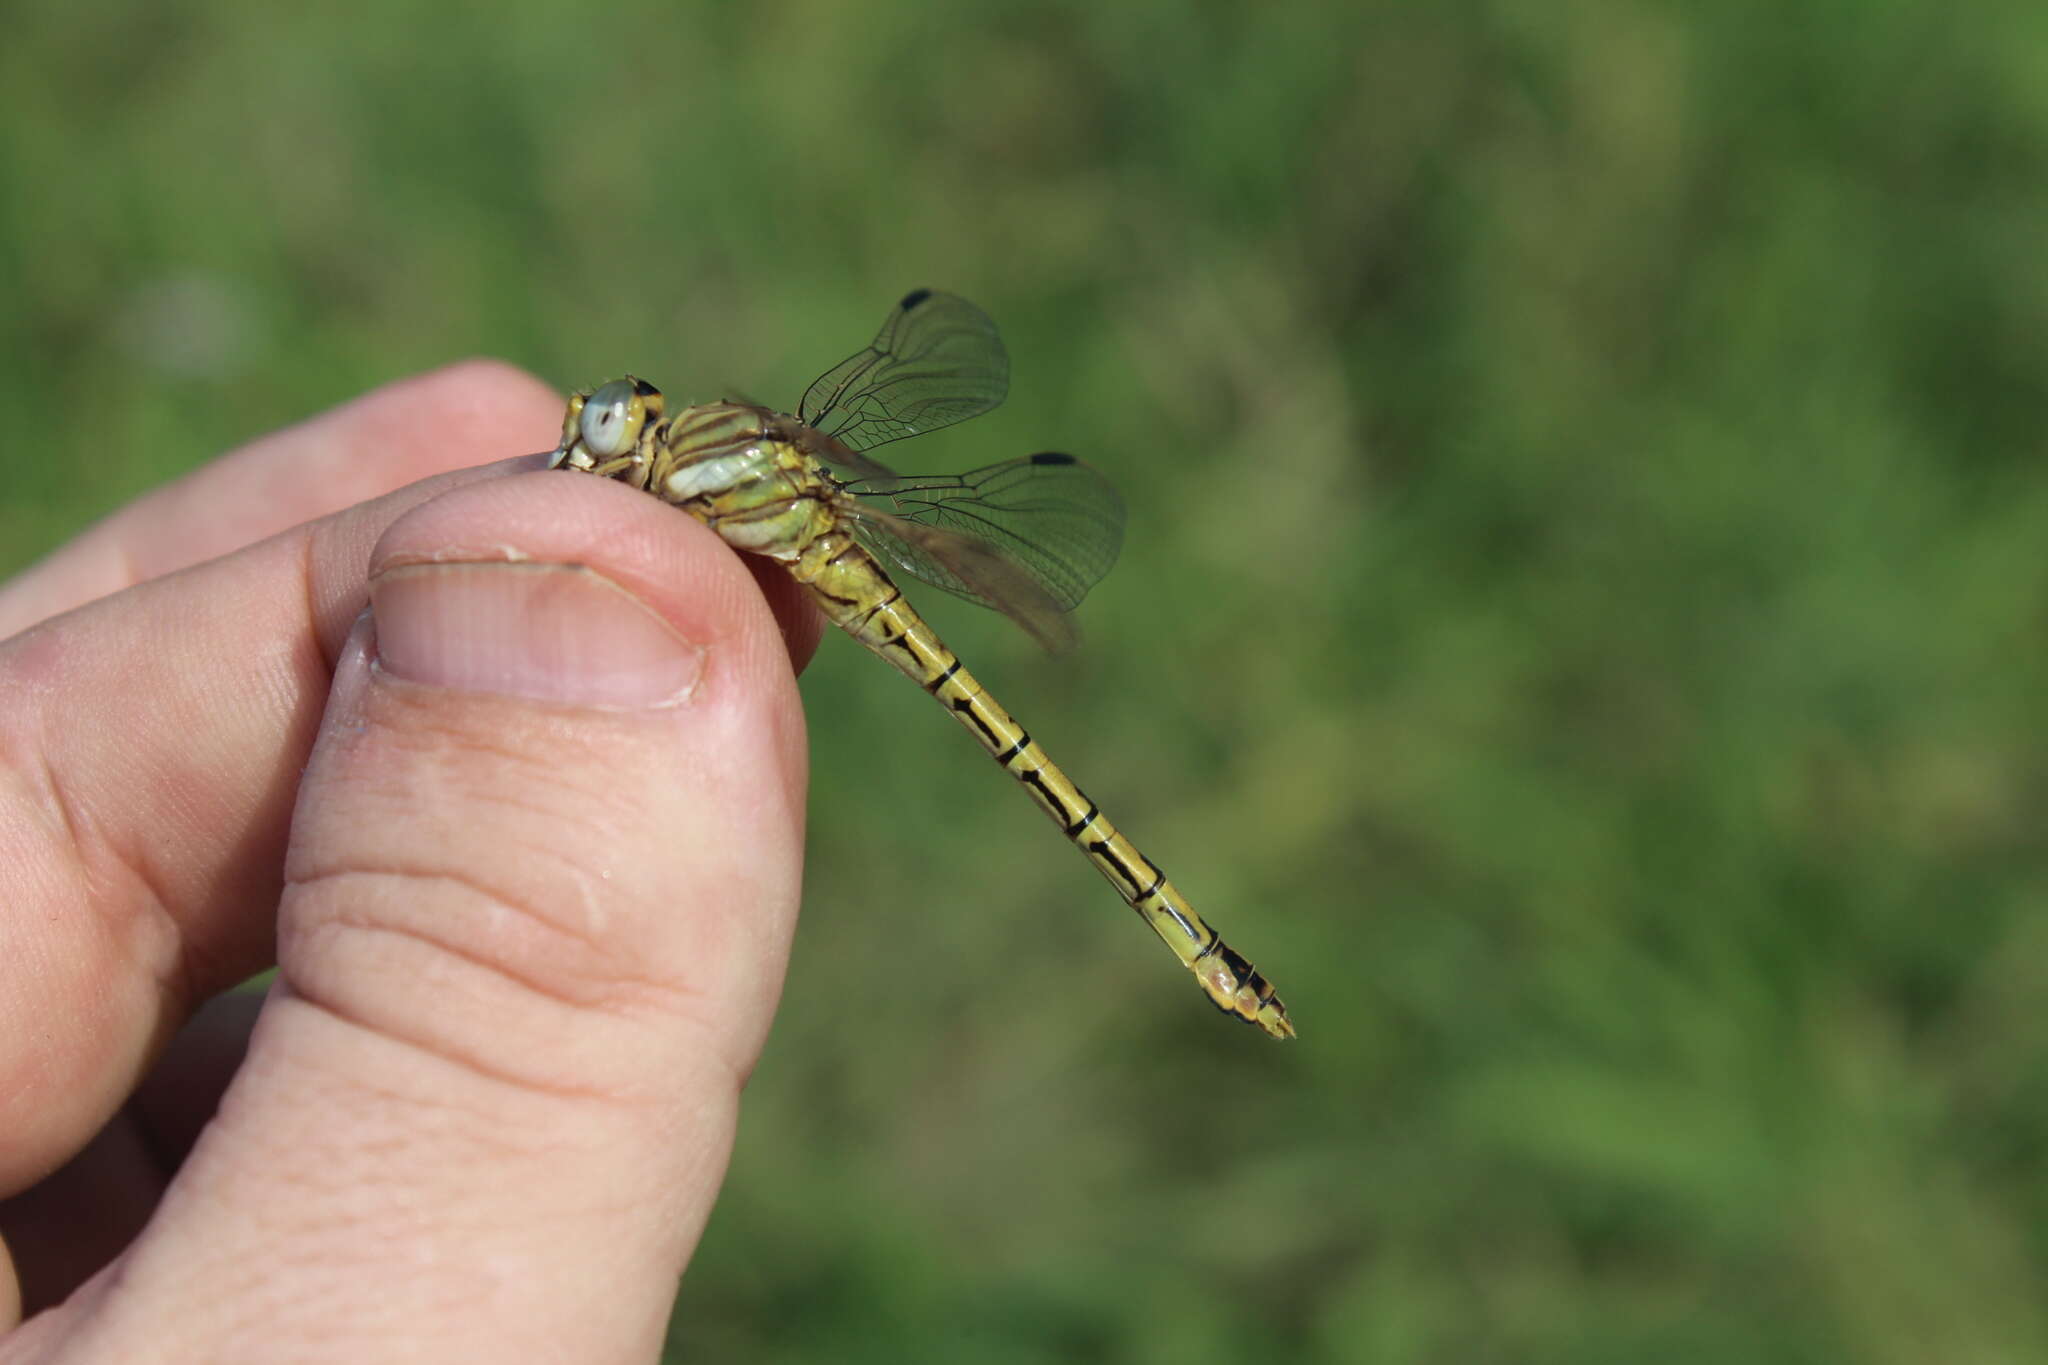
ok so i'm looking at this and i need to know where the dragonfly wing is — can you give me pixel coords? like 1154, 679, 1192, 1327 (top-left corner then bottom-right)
840, 452, 1126, 651
847, 505, 1079, 652
798, 289, 1009, 458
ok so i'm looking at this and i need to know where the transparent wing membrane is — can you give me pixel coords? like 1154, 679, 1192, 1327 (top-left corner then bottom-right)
847, 509, 1077, 651
799, 289, 1009, 459
840, 453, 1125, 649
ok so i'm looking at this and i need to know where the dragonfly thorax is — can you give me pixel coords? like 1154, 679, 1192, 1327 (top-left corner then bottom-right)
660, 442, 778, 501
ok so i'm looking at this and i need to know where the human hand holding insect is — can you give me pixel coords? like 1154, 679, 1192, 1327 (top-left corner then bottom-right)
1, 290, 1291, 1357
0, 362, 813, 1357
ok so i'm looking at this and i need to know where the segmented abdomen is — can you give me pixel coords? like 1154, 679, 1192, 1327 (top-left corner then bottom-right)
791, 528, 1293, 1038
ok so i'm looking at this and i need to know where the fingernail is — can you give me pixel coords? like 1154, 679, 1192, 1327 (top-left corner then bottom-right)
371, 562, 705, 707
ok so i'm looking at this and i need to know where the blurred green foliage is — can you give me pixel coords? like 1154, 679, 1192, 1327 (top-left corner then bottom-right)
6, 1, 2048, 1359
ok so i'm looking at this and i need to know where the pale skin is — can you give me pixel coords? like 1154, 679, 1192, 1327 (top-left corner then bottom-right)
0, 361, 824, 1361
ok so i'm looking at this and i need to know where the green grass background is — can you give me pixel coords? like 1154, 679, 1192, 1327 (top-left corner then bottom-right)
6, 2, 2048, 1360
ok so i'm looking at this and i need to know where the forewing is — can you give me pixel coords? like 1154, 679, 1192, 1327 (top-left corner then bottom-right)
841, 453, 1125, 651
798, 289, 1009, 456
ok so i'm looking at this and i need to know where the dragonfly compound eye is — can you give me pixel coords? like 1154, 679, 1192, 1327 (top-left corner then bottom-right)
579, 378, 648, 458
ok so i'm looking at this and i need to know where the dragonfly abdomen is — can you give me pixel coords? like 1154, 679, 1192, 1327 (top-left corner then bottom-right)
792, 531, 1294, 1039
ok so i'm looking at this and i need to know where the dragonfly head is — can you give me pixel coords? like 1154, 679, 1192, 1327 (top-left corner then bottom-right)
549, 376, 665, 473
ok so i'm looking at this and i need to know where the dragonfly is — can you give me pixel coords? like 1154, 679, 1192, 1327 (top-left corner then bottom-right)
547, 289, 1292, 1038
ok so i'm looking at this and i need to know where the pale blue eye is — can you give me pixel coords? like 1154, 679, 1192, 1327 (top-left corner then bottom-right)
579, 379, 643, 457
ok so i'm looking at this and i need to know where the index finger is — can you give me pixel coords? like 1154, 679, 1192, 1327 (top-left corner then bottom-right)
0, 361, 564, 639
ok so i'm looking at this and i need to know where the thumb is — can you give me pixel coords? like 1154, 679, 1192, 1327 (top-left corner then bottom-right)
42, 473, 807, 1362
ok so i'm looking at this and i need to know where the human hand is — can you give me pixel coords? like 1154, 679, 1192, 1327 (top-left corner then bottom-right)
0, 361, 820, 1360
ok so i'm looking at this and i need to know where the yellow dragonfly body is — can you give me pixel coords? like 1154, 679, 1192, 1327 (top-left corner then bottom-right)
547, 289, 1291, 1038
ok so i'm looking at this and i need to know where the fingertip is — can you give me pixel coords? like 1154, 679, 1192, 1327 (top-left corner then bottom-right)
0, 360, 570, 639
365, 358, 565, 455
259, 358, 564, 486
368, 470, 797, 694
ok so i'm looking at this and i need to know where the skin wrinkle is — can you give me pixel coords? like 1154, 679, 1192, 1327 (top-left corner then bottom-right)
279, 948, 622, 1109
295, 730, 749, 948
298, 528, 346, 679
22, 704, 195, 1037
342, 784, 767, 1088
23, 728, 87, 901
292, 894, 612, 1025
284, 865, 721, 1025
157, 629, 325, 1010
113, 764, 221, 1026
101, 712, 256, 1025
13, 515, 372, 1059
318, 673, 721, 858
301, 749, 663, 931
232, 1035, 588, 1166
331, 691, 628, 790
277, 908, 732, 1111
